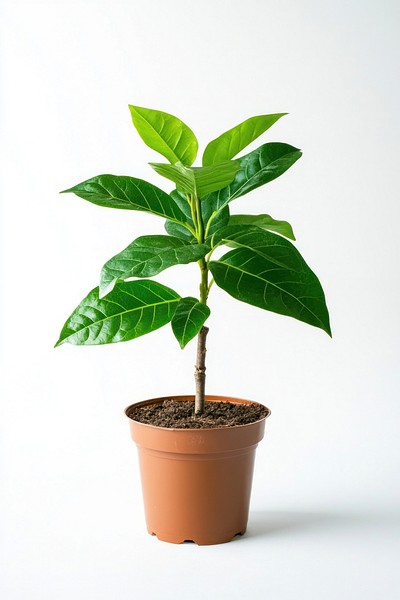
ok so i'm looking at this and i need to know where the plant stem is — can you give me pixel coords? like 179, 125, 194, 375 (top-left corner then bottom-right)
195, 256, 209, 415
192, 190, 210, 416
199, 257, 208, 303
195, 325, 209, 415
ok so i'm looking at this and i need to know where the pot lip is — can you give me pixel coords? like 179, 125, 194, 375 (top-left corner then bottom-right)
124, 394, 271, 432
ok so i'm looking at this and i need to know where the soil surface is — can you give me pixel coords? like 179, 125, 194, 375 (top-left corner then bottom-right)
128, 399, 269, 429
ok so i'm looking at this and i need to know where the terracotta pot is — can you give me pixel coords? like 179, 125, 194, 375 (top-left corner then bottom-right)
125, 394, 270, 545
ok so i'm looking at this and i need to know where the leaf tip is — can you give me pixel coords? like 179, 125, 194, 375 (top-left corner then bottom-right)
322, 318, 332, 338
128, 104, 145, 119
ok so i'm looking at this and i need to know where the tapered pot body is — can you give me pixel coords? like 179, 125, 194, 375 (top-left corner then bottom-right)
125, 395, 270, 545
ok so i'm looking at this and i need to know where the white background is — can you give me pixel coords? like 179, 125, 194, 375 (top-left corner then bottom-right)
1, 1, 399, 598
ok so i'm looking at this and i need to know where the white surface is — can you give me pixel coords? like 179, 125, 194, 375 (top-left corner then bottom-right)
1, 1, 399, 598
2, 500, 400, 599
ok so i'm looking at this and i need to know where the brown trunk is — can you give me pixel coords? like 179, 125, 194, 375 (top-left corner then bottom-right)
194, 326, 209, 415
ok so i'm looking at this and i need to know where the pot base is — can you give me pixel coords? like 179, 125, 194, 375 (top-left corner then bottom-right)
148, 527, 246, 546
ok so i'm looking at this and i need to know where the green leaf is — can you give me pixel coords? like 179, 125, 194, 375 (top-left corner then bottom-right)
55, 280, 180, 346
164, 190, 195, 241
150, 160, 240, 199
229, 214, 295, 240
150, 162, 194, 194
100, 236, 208, 297
203, 113, 287, 166
129, 105, 198, 166
169, 190, 193, 221
195, 161, 240, 196
203, 143, 302, 214
164, 220, 195, 241
60, 175, 189, 226
209, 226, 331, 336
171, 297, 210, 348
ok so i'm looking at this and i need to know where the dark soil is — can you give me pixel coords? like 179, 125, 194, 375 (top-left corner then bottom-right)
128, 399, 269, 429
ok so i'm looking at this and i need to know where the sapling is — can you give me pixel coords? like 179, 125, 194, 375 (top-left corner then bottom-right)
56, 106, 331, 415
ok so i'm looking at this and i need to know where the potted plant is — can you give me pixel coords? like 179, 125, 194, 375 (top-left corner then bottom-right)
56, 105, 331, 545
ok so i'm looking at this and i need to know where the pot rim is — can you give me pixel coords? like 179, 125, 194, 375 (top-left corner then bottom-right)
124, 394, 271, 432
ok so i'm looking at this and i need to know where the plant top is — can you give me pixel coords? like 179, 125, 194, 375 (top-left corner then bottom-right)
56, 105, 331, 412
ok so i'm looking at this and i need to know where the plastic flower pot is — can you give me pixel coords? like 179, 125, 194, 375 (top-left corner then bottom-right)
125, 394, 270, 545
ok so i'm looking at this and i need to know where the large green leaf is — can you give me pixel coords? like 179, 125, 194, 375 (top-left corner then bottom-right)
61, 175, 190, 227
209, 226, 331, 335
129, 105, 198, 166
171, 297, 210, 349
100, 235, 208, 297
55, 280, 180, 346
228, 214, 295, 240
203, 143, 302, 214
202, 113, 286, 166
150, 160, 240, 198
